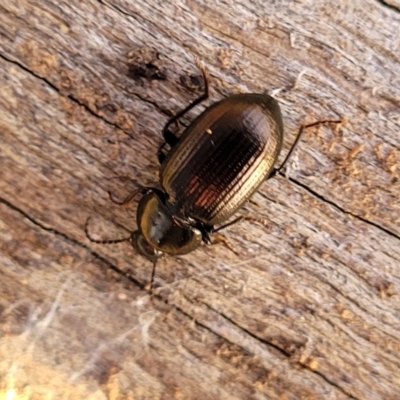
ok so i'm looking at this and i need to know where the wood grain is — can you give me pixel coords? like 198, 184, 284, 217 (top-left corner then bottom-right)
1, 0, 399, 398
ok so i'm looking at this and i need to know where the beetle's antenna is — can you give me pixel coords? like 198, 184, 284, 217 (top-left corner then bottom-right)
147, 259, 158, 295
271, 119, 342, 178
85, 217, 131, 244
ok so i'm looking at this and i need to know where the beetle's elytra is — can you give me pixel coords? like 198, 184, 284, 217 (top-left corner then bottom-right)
86, 59, 340, 291
161, 93, 283, 226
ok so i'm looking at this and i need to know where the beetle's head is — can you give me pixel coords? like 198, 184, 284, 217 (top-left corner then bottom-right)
133, 191, 202, 260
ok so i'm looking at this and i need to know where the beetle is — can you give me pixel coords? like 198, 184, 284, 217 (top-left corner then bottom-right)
86, 59, 340, 292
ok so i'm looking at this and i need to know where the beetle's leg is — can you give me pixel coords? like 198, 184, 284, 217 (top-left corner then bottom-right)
212, 216, 269, 233
157, 120, 181, 163
211, 216, 244, 233
270, 119, 342, 178
85, 217, 131, 244
162, 58, 209, 139
199, 224, 239, 255
158, 58, 210, 164
212, 234, 240, 255
108, 186, 154, 206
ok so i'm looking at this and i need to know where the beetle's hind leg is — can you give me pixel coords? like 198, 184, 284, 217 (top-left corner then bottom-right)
270, 119, 342, 178
212, 216, 269, 234
158, 58, 210, 165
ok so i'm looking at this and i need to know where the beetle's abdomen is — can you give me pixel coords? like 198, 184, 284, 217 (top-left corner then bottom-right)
160, 94, 283, 226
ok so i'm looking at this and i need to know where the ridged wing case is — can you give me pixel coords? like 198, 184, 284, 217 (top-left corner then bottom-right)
160, 93, 283, 226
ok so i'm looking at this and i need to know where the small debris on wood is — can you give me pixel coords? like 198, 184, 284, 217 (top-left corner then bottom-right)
127, 46, 167, 81
180, 71, 205, 93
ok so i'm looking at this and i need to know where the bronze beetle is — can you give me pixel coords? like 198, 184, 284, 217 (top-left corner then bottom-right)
86, 60, 340, 291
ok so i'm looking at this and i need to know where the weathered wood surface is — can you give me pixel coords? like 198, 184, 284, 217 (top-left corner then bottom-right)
1, 0, 400, 398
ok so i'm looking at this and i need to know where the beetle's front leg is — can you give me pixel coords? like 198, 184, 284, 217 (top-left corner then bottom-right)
158, 58, 210, 165
157, 123, 180, 164
199, 225, 239, 255
211, 234, 239, 255
108, 186, 155, 206
211, 215, 269, 233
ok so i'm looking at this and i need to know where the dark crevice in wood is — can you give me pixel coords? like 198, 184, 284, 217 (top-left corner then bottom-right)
201, 302, 359, 399
287, 174, 400, 242
0, 51, 180, 140
170, 295, 355, 398
0, 53, 58, 94
375, 0, 400, 12
128, 89, 172, 123
97, 0, 139, 21
203, 303, 291, 357
167, 297, 284, 380
0, 196, 145, 291
0, 52, 124, 132
0, 195, 310, 393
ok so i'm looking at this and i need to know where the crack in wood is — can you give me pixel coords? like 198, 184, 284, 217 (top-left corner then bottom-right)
201, 301, 359, 399
287, 174, 400, 242
0, 52, 172, 140
0, 52, 124, 130
0, 195, 144, 290
376, 0, 400, 12
0, 49, 192, 150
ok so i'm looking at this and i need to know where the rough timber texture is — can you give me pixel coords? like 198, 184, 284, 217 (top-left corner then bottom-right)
0, 0, 399, 398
